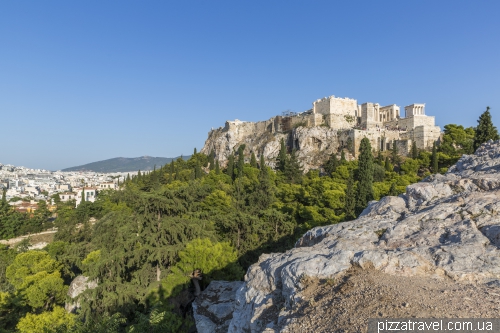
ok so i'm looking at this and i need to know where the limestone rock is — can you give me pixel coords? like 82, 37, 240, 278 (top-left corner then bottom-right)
221, 140, 500, 332
192, 281, 244, 333
65, 275, 98, 313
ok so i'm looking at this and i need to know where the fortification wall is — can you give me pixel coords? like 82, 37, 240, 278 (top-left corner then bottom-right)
414, 125, 441, 150
313, 97, 331, 115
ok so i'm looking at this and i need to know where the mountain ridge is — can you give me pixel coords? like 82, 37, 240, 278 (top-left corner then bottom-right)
61, 155, 191, 173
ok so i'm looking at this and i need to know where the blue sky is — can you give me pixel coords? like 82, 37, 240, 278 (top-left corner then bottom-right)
1, 1, 499, 170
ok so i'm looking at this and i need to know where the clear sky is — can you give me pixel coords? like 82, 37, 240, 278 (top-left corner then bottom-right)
1, 1, 499, 170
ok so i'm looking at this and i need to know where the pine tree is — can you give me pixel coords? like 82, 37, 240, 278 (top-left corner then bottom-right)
474, 107, 500, 150
432, 141, 439, 173
355, 137, 374, 215
340, 150, 346, 164
227, 154, 235, 180
215, 160, 220, 175
344, 170, 356, 220
250, 152, 257, 168
411, 141, 418, 159
324, 153, 339, 176
276, 138, 288, 172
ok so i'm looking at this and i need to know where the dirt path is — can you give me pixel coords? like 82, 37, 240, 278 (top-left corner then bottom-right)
0, 229, 57, 246
281, 267, 500, 333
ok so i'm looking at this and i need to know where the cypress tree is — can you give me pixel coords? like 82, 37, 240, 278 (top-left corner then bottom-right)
208, 149, 215, 170
227, 154, 235, 179
126, 173, 131, 182
250, 152, 257, 168
215, 159, 220, 175
474, 107, 500, 150
411, 141, 419, 159
432, 141, 439, 173
344, 170, 356, 220
276, 138, 288, 172
193, 147, 197, 155
384, 157, 392, 172
2, 189, 6, 204
377, 150, 384, 166
355, 137, 374, 215
259, 154, 265, 170
81, 189, 85, 202
391, 141, 400, 166
237, 145, 245, 177
340, 150, 346, 164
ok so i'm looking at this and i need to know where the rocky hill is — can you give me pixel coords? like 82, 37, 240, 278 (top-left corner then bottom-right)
201, 121, 350, 172
193, 140, 500, 332
61, 155, 190, 173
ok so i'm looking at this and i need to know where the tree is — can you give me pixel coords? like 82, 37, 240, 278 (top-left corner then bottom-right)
384, 156, 393, 172
276, 138, 288, 172
284, 149, 303, 184
237, 145, 245, 177
226, 154, 235, 180
411, 141, 418, 159
391, 141, 400, 166
17, 306, 75, 333
6, 251, 67, 310
432, 141, 438, 173
193, 147, 197, 155
388, 182, 398, 196
208, 149, 215, 171
215, 160, 220, 175
340, 150, 346, 164
474, 107, 499, 150
324, 153, 339, 176
250, 152, 257, 168
355, 138, 374, 215
344, 170, 356, 220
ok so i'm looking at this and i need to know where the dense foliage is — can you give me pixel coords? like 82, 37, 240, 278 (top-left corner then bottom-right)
1, 116, 496, 332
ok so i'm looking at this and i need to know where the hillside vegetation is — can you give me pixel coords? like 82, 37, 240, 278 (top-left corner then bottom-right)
0, 113, 497, 332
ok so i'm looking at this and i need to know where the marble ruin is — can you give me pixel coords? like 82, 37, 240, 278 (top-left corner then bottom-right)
227, 95, 440, 156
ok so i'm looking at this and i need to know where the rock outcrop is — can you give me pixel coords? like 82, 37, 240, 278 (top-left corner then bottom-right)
193, 281, 244, 333
201, 121, 347, 172
194, 140, 500, 332
65, 275, 98, 313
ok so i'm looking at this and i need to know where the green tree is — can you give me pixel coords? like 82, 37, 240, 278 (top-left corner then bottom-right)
208, 149, 215, 171
215, 159, 220, 175
340, 150, 346, 164
344, 170, 356, 220
391, 141, 400, 166
276, 138, 288, 172
284, 149, 303, 184
226, 154, 235, 180
384, 157, 392, 172
237, 145, 245, 177
388, 182, 398, 196
324, 153, 339, 176
474, 107, 499, 150
411, 141, 418, 159
432, 141, 438, 173
250, 152, 257, 168
17, 306, 75, 333
355, 138, 374, 215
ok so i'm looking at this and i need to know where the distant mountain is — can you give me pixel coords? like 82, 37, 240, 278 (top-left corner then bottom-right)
62, 156, 190, 173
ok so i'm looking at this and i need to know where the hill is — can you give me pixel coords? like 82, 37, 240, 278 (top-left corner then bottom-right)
61, 155, 190, 173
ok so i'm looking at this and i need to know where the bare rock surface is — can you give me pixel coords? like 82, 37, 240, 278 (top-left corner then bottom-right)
65, 275, 98, 313
222, 140, 500, 332
201, 122, 344, 172
193, 281, 244, 333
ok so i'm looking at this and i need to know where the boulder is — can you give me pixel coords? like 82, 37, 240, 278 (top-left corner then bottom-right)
65, 275, 98, 313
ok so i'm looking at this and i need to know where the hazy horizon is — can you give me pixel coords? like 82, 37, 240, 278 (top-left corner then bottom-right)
1, 1, 499, 170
